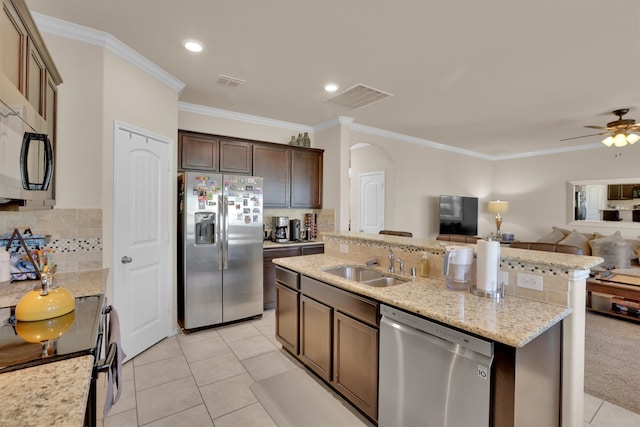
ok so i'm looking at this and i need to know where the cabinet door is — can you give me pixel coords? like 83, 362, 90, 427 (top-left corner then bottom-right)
621, 184, 634, 200
26, 39, 45, 114
276, 283, 299, 355
291, 148, 323, 208
607, 185, 620, 200
220, 139, 252, 174
180, 133, 219, 171
300, 295, 332, 381
333, 311, 378, 420
264, 247, 300, 309
253, 144, 290, 207
2, 0, 27, 92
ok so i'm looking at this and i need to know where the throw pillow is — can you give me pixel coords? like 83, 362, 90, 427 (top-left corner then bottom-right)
589, 231, 632, 269
558, 231, 591, 255
537, 227, 566, 244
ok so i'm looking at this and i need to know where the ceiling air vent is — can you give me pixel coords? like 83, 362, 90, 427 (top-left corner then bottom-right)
216, 74, 246, 88
325, 83, 392, 109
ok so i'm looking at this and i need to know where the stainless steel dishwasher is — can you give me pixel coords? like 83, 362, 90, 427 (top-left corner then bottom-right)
379, 304, 494, 427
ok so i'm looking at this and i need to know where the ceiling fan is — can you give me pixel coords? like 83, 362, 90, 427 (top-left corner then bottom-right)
561, 108, 640, 147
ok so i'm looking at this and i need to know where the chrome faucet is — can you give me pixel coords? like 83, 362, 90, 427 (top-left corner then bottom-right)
396, 258, 405, 276
388, 249, 395, 273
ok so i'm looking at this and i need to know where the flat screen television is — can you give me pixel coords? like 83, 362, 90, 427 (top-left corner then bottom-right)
438, 195, 478, 236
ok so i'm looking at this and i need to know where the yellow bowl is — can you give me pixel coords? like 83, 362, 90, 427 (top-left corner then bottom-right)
15, 310, 76, 343
15, 287, 76, 321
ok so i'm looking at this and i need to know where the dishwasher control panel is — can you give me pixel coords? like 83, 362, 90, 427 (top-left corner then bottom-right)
380, 304, 493, 357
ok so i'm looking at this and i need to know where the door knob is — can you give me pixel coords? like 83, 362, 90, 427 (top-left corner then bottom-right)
121, 256, 133, 264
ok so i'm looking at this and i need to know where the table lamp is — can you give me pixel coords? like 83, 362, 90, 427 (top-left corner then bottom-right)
488, 200, 509, 239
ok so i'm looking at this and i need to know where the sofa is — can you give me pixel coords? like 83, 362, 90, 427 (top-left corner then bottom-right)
517, 226, 640, 272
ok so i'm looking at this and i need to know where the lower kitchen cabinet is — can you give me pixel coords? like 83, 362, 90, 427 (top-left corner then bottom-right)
263, 244, 324, 309
333, 311, 378, 420
299, 295, 332, 382
275, 268, 379, 423
275, 284, 299, 355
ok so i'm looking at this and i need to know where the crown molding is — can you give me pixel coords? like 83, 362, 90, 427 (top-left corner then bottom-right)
178, 102, 313, 132
31, 12, 185, 93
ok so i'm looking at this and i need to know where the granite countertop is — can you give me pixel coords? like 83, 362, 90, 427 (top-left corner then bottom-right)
263, 240, 324, 249
273, 254, 572, 348
0, 268, 109, 309
0, 269, 108, 426
0, 355, 95, 426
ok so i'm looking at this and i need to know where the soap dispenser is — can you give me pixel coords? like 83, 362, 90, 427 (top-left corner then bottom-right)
419, 252, 430, 278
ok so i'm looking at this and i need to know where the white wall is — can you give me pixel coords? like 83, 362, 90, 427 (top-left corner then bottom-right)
41, 35, 104, 208
39, 33, 180, 304
493, 145, 640, 240
349, 131, 494, 239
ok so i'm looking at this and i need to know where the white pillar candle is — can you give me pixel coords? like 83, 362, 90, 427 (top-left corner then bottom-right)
476, 240, 500, 292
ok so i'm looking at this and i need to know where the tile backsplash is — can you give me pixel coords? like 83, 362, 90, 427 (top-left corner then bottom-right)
0, 208, 102, 273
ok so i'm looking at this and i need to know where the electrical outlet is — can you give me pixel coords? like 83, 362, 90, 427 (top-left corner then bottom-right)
517, 273, 543, 291
340, 244, 349, 253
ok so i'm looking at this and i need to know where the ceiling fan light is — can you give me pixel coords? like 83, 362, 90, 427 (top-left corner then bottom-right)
602, 136, 615, 147
627, 133, 640, 144
614, 133, 628, 147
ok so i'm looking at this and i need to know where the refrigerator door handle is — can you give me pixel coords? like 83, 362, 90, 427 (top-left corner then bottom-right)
218, 194, 224, 270
223, 194, 229, 270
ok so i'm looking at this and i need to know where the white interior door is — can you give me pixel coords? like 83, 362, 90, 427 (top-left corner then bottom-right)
114, 121, 172, 360
358, 171, 385, 233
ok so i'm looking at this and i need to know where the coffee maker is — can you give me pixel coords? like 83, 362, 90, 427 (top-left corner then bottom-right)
289, 219, 301, 241
272, 216, 289, 243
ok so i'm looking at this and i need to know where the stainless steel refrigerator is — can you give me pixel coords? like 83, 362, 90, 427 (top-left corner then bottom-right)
178, 172, 264, 330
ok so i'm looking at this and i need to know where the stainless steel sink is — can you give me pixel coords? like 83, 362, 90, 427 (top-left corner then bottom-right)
323, 265, 408, 287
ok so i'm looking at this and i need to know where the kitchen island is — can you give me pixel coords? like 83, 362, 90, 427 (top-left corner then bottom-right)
274, 232, 602, 427
0, 269, 109, 426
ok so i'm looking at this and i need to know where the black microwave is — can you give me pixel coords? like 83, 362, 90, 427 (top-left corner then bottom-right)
633, 187, 640, 199
0, 104, 55, 206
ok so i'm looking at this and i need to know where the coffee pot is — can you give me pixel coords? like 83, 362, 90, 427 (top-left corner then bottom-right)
442, 246, 474, 290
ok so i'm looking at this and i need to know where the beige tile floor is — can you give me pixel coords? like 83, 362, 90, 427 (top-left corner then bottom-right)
96, 309, 640, 427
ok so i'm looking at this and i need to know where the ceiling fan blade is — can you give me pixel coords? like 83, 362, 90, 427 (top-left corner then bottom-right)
584, 125, 610, 130
560, 131, 609, 142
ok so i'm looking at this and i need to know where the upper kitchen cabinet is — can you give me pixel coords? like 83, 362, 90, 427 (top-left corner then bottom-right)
253, 144, 290, 207
607, 184, 635, 200
179, 131, 219, 171
2, 0, 62, 116
291, 147, 323, 209
219, 138, 252, 174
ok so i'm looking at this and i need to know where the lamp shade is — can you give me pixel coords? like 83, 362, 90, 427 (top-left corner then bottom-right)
488, 200, 509, 214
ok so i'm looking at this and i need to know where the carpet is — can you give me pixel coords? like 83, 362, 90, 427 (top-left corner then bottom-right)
250, 368, 372, 427
584, 311, 640, 414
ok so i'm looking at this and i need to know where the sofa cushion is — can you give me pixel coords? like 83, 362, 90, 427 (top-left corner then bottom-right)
589, 231, 632, 269
558, 230, 591, 255
537, 227, 566, 244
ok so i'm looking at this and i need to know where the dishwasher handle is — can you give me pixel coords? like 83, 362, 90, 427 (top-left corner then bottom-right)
381, 315, 493, 367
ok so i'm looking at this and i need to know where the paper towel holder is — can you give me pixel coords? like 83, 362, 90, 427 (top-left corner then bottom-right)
470, 283, 504, 299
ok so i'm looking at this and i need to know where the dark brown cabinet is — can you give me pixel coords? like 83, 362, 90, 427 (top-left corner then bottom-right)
179, 132, 219, 171
333, 311, 378, 420
291, 148, 323, 208
264, 244, 324, 309
219, 139, 252, 173
277, 273, 379, 422
253, 144, 290, 207
300, 295, 333, 382
276, 284, 299, 354
607, 184, 635, 200
179, 131, 323, 208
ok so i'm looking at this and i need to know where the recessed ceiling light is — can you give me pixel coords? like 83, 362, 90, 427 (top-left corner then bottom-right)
324, 83, 338, 92
183, 39, 204, 53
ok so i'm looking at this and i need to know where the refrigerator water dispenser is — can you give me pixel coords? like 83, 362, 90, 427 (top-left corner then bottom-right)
194, 212, 216, 245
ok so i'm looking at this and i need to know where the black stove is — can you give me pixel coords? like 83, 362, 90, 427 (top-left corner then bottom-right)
0, 294, 105, 373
